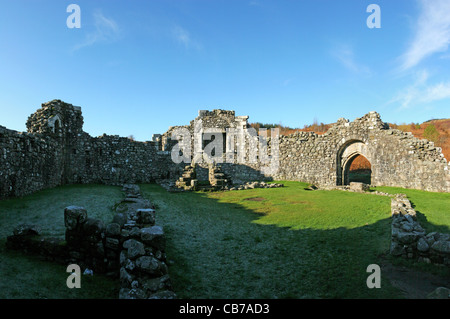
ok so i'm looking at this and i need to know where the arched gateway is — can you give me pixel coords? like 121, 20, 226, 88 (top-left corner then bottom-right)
336, 139, 372, 186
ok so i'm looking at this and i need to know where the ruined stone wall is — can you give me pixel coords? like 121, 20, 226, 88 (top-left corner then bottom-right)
161, 109, 266, 183
0, 100, 449, 199
164, 110, 449, 192
0, 125, 64, 198
6, 184, 176, 299
390, 194, 449, 266
272, 112, 450, 192
64, 133, 175, 186
0, 100, 177, 199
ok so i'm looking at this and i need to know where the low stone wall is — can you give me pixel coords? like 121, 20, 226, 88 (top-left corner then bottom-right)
5, 184, 176, 299
6, 224, 69, 264
117, 184, 175, 299
390, 194, 450, 266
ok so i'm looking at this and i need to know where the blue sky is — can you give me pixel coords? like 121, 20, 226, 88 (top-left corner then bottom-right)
1, 0, 450, 141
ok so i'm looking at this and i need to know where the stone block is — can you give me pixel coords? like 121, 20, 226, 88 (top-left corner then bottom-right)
13, 224, 41, 237
349, 182, 369, 192
82, 218, 104, 239
135, 256, 167, 276
64, 206, 88, 230
136, 209, 156, 225
106, 222, 121, 237
140, 226, 166, 251
431, 240, 450, 254
123, 239, 146, 259
112, 213, 127, 227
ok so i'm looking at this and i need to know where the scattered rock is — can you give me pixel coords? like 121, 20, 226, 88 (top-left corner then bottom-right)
427, 287, 450, 299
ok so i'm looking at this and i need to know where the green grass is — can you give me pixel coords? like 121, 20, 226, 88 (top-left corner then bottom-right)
0, 184, 123, 299
373, 186, 450, 234
1, 182, 448, 299
0, 248, 118, 299
0, 184, 123, 238
140, 181, 409, 299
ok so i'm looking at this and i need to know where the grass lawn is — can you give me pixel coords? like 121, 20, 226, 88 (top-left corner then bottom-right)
0, 184, 122, 299
140, 181, 410, 299
373, 186, 450, 234
0, 181, 448, 299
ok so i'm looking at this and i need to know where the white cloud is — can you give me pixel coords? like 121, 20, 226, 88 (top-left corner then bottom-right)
172, 25, 201, 50
400, 0, 450, 71
332, 45, 371, 75
72, 11, 121, 51
388, 69, 450, 108
422, 82, 450, 102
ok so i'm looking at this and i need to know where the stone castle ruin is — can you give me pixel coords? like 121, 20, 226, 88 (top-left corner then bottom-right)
0, 99, 449, 199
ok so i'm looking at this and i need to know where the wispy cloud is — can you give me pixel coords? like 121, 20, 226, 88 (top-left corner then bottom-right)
72, 11, 121, 52
399, 0, 450, 71
422, 82, 450, 102
282, 78, 295, 87
388, 69, 450, 108
172, 25, 201, 50
332, 45, 371, 75
249, 1, 262, 6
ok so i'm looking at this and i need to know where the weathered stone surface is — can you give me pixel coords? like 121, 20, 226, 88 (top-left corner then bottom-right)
120, 267, 134, 287
431, 241, 450, 254
1, 101, 449, 200
64, 206, 87, 230
349, 182, 370, 192
112, 213, 127, 227
390, 242, 405, 256
148, 290, 177, 299
82, 218, 104, 238
105, 237, 120, 251
140, 274, 172, 294
140, 226, 166, 250
123, 239, 145, 259
106, 223, 121, 237
417, 237, 430, 252
426, 287, 450, 299
124, 259, 136, 272
390, 195, 449, 266
136, 209, 156, 225
13, 224, 41, 236
135, 256, 167, 276
119, 288, 146, 299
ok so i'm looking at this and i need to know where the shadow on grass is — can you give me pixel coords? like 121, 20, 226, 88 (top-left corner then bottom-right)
0, 184, 123, 299
139, 183, 450, 299
1, 182, 447, 299
409, 202, 450, 235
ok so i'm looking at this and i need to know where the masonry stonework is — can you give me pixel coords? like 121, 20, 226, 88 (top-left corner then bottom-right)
0, 100, 449, 199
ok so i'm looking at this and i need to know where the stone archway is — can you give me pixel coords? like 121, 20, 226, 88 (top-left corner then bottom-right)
336, 139, 372, 186
345, 153, 372, 185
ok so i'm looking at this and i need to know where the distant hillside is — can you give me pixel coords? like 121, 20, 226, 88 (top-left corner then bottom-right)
250, 118, 450, 171
389, 119, 450, 161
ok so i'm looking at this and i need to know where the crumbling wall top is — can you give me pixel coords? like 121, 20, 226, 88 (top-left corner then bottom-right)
26, 99, 84, 137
